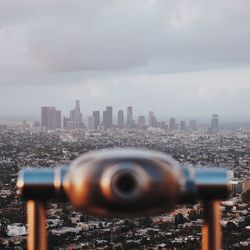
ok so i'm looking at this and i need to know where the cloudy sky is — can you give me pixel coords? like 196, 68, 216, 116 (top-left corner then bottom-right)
0, 0, 249, 122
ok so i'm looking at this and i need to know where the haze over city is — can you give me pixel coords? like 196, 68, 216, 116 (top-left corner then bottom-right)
0, 0, 250, 121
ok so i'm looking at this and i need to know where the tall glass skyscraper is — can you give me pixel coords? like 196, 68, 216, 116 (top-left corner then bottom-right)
93, 111, 100, 130
118, 110, 124, 129
211, 114, 219, 133
41, 106, 61, 130
74, 100, 83, 129
127, 106, 133, 128
103, 106, 113, 128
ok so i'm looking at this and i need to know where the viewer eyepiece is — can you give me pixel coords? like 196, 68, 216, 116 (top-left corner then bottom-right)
63, 149, 182, 217
116, 172, 137, 195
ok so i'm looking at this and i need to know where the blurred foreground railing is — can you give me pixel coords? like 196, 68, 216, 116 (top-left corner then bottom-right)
17, 149, 230, 250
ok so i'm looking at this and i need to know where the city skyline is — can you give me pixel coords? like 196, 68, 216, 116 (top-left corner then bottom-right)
0, 1, 250, 120
39, 100, 222, 132
0, 103, 249, 124
1, 70, 250, 122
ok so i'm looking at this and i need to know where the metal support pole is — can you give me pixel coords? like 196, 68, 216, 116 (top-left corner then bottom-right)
27, 200, 47, 250
202, 200, 221, 250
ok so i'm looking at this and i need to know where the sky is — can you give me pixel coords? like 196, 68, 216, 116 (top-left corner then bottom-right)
0, 0, 250, 122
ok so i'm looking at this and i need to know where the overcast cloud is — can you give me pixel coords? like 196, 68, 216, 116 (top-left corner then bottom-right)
0, 0, 249, 121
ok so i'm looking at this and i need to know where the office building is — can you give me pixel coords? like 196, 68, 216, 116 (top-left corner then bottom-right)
211, 114, 219, 133
127, 106, 133, 128
66, 100, 83, 129
34, 121, 40, 127
103, 106, 113, 128
65, 120, 75, 130
169, 118, 176, 130
189, 120, 197, 131
229, 180, 243, 195
148, 111, 154, 127
138, 116, 146, 129
93, 111, 100, 130
103, 111, 106, 127
87, 116, 95, 130
180, 121, 186, 131
41, 106, 61, 130
70, 110, 75, 121
148, 111, 157, 127
118, 110, 124, 129
73, 100, 83, 129
63, 117, 70, 128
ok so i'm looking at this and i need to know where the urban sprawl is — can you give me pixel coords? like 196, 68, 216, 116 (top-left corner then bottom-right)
0, 100, 249, 249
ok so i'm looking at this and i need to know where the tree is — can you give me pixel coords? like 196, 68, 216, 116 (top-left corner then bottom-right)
175, 213, 185, 225
138, 217, 152, 227
242, 190, 250, 204
188, 210, 200, 221
0, 218, 8, 237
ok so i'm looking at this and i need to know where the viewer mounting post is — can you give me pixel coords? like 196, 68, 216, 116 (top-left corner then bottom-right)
27, 201, 47, 250
17, 149, 230, 250
202, 200, 222, 250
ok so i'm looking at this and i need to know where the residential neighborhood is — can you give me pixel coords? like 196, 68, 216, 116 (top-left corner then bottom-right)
0, 126, 249, 249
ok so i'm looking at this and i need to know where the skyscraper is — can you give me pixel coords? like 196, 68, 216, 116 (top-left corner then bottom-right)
63, 117, 70, 128
103, 106, 113, 128
41, 107, 49, 129
138, 115, 146, 129
74, 100, 83, 129
41, 107, 61, 130
126, 106, 133, 128
103, 110, 107, 126
211, 114, 219, 133
148, 111, 155, 127
93, 111, 100, 130
70, 110, 75, 121
180, 121, 186, 131
189, 120, 197, 131
169, 118, 176, 130
87, 116, 95, 130
118, 110, 124, 129
68, 100, 83, 129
